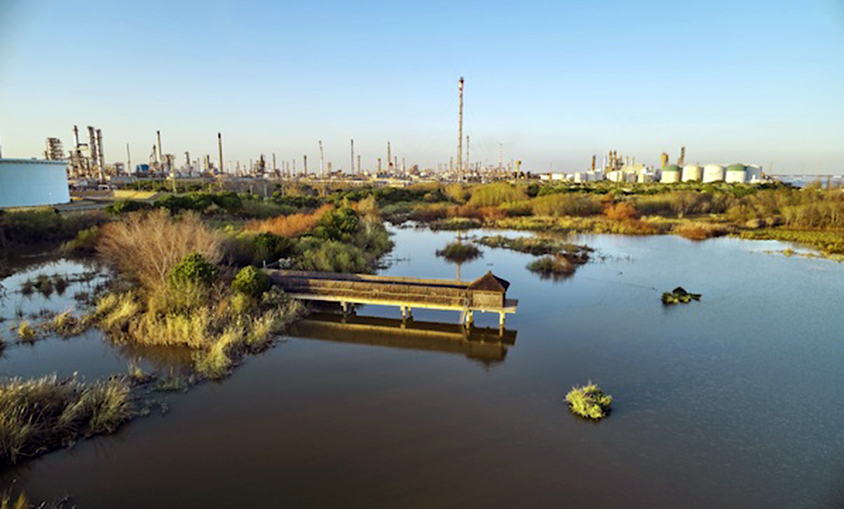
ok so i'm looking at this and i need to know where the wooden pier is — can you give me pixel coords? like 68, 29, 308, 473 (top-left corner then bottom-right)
265, 270, 518, 327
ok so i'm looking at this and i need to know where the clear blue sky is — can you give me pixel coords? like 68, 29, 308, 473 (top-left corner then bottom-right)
1, 0, 842, 173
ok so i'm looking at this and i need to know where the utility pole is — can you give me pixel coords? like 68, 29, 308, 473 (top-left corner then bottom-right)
457, 77, 464, 182
350, 139, 355, 176
319, 140, 324, 176
217, 133, 224, 174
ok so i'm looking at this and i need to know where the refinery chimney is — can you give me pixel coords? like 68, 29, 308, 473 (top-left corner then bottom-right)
457, 77, 464, 181
217, 133, 224, 174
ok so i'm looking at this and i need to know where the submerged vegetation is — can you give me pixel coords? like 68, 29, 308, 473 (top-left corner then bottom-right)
0, 374, 133, 465
565, 383, 613, 420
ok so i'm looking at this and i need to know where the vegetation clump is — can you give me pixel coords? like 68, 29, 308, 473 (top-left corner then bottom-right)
0, 374, 133, 465
167, 253, 219, 288
565, 382, 613, 420
526, 256, 575, 278
435, 242, 482, 263
661, 287, 702, 304
16, 321, 37, 343
232, 266, 271, 297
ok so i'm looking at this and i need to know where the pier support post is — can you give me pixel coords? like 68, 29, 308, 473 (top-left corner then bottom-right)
465, 310, 474, 327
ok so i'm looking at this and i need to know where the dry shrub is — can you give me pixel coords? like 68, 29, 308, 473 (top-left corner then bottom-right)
531, 194, 602, 217
246, 204, 332, 237
411, 205, 449, 222
604, 202, 640, 221
479, 207, 507, 222
619, 219, 661, 235
447, 205, 483, 220
673, 222, 729, 240
98, 209, 221, 290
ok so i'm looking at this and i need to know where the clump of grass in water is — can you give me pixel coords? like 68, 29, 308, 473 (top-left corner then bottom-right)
565, 382, 612, 420
526, 255, 575, 278
44, 310, 87, 338
16, 321, 37, 343
0, 374, 133, 465
435, 242, 482, 263
661, 287, 701, 305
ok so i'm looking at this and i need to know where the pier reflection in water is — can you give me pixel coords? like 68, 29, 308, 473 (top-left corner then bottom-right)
289, 311, 517, 365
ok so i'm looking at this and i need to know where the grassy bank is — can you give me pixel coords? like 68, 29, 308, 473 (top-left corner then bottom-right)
0, 374, 132, 466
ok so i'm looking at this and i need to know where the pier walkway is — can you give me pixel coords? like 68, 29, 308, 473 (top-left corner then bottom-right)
265, 270, 518, 327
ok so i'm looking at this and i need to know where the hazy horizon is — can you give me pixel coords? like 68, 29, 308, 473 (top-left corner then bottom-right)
1, 0, 843, 174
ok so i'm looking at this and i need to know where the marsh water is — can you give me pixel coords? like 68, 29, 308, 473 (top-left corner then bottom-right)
2, 228, 844, 508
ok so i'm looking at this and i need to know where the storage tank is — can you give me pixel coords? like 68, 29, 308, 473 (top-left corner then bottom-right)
682, 164, 703, 182
638, 171, 655, 183
660, 164, 681, 183
703, 164, 725, 183
746, 165, 763, 182
0, 159, 70, 208
725, 163, 747, 184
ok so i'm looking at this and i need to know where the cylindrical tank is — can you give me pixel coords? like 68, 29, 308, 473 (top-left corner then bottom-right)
746, 165, 763, 182
661, 164, 681, 183
638, 171, 655, 183
0, 159, 70, 208
703, 164, 725, 183
682, 164, 702, 182
725, 163, 747, 184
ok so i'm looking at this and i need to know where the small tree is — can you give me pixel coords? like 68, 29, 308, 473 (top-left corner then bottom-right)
232, 266, 271, 297
167, 253, 218, 288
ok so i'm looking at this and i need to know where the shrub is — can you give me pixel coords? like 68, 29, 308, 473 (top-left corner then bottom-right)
232, 266, 271, 297
246, 204, 332, 237
526, 255, 574, 276
313, 207, 360, 242
565, 382, 612, 420
468, 183, 527, 207
61, 225, 102, 256
97, 209, 221, 291
104, 200, 151, 215
167, 253, 219, 288
16, 321, 37, 343
295, 238, 369, 273
604, 202, 640, 221
672, 222, 730, 240
435, 242, 482, 263
531, 194, 602, 217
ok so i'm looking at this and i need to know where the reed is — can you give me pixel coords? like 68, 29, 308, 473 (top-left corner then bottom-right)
565, 382, 612, 420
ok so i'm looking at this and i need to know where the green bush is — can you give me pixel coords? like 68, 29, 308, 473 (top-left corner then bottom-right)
61, 225, 102, 255
565, 383, 612, 420
295, 238, 369, 273
232, 266, 271, 297
468, 183, 528, 207
105, 200, 151, 215
435, 242, 482, 263
167, 253, 218, 287
313, 207, 360, 242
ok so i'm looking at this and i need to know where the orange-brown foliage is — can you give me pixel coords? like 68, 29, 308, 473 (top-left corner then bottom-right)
604, 202, 640, 221
672, 222, 729, 240
479, 206, 507, 222
246, 205, 332, 237
98, 209, 222, 290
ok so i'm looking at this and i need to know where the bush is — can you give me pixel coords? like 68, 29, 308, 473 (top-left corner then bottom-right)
295, 238, 369, 273
468, 183, 527, 207
435, 242, 482, 263
246, 205, 332, 237
531, 194, 602, 217
565, 383, 612, 420
604, 202, 640, 221
232, 266, 271, 297
526, 255, 574, 276
97, 209, 221, 291
313, 206, 360, 242
61, 225, 102, 256
105, 200, 151, 215
167, 253, 219, 288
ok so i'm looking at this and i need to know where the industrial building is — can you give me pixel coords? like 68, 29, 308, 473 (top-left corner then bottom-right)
0, 158, 71, 208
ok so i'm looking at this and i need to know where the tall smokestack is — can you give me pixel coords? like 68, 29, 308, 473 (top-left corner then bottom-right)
304, 155, 308, 174
350, 139, 354, 176
357, 154, 361, 175
319, 141, 324, 176
457, 77, 464, 181
126, 143, 131, 176
96, 129, 104, 175
156, 130, 163, 165
217, 133, 224, 174
387, 142, 392, 172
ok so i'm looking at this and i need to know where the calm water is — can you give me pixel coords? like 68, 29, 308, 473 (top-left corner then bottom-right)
2, 229, 844, 508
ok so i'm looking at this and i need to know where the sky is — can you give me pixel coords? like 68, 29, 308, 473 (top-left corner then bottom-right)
0, 0, 843, 174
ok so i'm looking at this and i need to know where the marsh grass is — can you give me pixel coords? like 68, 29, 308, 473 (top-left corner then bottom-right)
0, 374, 133, 465
565, 382, 612, 420
435, 242, 482, 263
672, 222, 730, 240
526, 256, 575, 278
16, 322, 37, 343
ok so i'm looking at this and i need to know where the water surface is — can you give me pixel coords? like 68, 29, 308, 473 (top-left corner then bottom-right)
2, 229, 843, 508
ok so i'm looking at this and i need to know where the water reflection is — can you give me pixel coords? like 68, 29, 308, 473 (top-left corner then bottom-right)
289, 311, 517, 365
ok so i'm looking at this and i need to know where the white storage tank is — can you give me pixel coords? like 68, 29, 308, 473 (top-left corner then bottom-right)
638, 171, 655, 183
660, 164, 682, 183
746, 165, 763, 182
682, 164, 703, 182
703, 164, 725, 183
0, 159, 70, 208
725, 163, 747, 184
